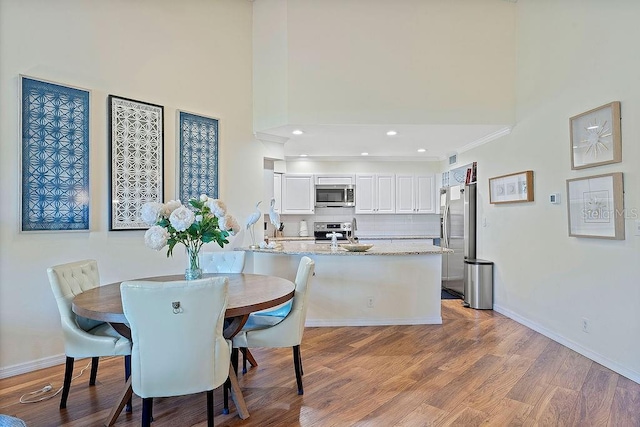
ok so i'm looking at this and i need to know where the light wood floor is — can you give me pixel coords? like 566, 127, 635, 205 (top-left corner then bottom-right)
1, 300, 639, 426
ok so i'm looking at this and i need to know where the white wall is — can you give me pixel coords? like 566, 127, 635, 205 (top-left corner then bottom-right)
253, 0, 289, 131
254, 0, 516, 129
455, 0, 640, 382
0, 0, 261, 375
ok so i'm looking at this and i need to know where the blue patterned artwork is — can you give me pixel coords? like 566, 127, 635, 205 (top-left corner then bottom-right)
109, 95, 164, 230
21, 77, 90, 231
178, 111, 219, 202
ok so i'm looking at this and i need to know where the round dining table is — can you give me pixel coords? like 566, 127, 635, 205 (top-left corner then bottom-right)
71, 273, 296, 426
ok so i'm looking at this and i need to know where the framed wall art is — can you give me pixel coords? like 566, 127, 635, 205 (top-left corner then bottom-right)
177, 111, 219, 202
20, 76, 90, 231
566, 172, 624, 240
489, 170, 534, 204
570, 101, 621, 170
108, 95, 164, 230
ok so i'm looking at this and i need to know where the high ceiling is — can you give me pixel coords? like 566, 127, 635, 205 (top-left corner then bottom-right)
259, 123, 512, 162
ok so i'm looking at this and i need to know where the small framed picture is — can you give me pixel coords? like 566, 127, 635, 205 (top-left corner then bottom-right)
489, 171, 534, 204
570, 101, 621, 170
566, 172, 624, 240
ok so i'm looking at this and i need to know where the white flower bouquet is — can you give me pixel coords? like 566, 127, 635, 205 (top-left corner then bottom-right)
141, 195, 240, 278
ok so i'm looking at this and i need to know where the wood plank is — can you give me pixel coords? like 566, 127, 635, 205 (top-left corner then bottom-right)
523, 385, 580, 426
607, 386, 640, 426
566, 364, 618, 426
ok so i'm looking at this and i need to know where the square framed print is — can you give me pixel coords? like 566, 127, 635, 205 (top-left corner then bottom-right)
566, 172, 624, 240
489, 170, 534, 204
177, 111, 219, 202
108, 95, 164, 230
20, 76, 90, 231
570, 101, 621, 170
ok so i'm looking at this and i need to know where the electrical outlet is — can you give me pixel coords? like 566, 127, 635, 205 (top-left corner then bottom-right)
367, 297, 374, 308
582, 317, 589, 333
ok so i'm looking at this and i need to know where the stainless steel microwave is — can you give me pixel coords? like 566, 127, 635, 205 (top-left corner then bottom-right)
315, 184, 355, 208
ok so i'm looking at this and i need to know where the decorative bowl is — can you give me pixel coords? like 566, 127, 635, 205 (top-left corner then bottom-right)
340, 243, 374, 252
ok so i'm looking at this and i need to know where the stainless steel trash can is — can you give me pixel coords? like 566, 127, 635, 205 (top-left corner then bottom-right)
463, 259, 494, 309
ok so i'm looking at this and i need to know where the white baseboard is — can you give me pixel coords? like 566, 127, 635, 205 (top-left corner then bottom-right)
494, 304, 640, 384
306, 316, 442, 327
0, 353, 66, 380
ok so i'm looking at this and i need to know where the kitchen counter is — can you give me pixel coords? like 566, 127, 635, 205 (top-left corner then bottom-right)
244, 241, 449, 256
244, 240, 444, 327
272, 235, 438, 242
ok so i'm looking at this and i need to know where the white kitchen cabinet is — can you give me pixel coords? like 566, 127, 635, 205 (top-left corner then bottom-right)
273, 173, 282, 213
315, 174, 355, 185
355, 174, 395, 214
281, 174, 314, 214
395, 174, 436, 214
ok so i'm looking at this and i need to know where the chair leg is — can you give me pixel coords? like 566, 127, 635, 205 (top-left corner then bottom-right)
124, 355, 132, 412
141, 398, 153, 427
231, 348, 239, 377
222, 378, 230, 414
241, 347, 248, 374
293, 345, 303, 395
60, 356, 74, 409
89, 357, 99, 385
207, 390, 214, 427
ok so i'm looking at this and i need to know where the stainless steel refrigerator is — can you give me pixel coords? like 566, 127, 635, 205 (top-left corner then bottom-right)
440, 183, 476, 297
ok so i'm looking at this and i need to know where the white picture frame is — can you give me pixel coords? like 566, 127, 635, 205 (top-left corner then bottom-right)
570, 101, 622, 170
566, 172, 624, 240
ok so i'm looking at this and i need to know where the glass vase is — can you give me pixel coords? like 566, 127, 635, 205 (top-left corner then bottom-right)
185, 247, 202, 280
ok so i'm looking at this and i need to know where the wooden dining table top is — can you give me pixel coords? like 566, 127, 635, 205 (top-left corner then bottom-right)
72, 273, 296, 324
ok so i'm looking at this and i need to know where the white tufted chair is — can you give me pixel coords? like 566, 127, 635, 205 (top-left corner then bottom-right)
199, 251, 246, 273
120, 277, 231, 427
47, 259, 131, 409
232, 256, 315, 395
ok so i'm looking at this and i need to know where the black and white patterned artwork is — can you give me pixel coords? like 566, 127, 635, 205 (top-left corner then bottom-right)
108, 95, 163, 230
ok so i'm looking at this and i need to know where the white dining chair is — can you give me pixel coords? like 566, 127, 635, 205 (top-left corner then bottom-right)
47, 259, 132, 409
120, 277, 231, 427
232, 256, 315, 395
200, 251, 245, 274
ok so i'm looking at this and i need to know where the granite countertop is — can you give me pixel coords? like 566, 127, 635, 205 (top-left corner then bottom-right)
244, 241, 450, 256
272, 235, 438, 241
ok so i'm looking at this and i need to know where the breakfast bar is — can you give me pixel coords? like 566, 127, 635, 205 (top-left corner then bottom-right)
244, 241, 449, 326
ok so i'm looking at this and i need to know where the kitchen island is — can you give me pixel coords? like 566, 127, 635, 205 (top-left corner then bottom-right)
243, 241, 449, 326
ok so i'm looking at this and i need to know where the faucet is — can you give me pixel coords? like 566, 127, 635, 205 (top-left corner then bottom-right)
348, 217, 358, 243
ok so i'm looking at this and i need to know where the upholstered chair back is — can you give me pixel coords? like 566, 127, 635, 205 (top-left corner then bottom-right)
238, 256, 314, 348
120, 277, 230, 398
200, 251, 245, 273
48, 259, 130, 357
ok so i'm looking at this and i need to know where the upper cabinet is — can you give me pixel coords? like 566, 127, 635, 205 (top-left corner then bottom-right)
395, 174, 436, 214
273, 173, 282, 213
315, 174, 355, 186
355, 174, 395, 214
281, 174, 314, 214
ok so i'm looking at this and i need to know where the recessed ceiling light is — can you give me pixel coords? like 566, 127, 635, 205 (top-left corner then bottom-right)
417, 148, 426, 153
386, 130, 397, 136
292, 129, 304, 135
361, 152, 369, 156
299, 154, 308, 157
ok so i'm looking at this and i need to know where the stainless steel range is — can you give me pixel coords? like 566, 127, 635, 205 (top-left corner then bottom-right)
313, 222, 349, 241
